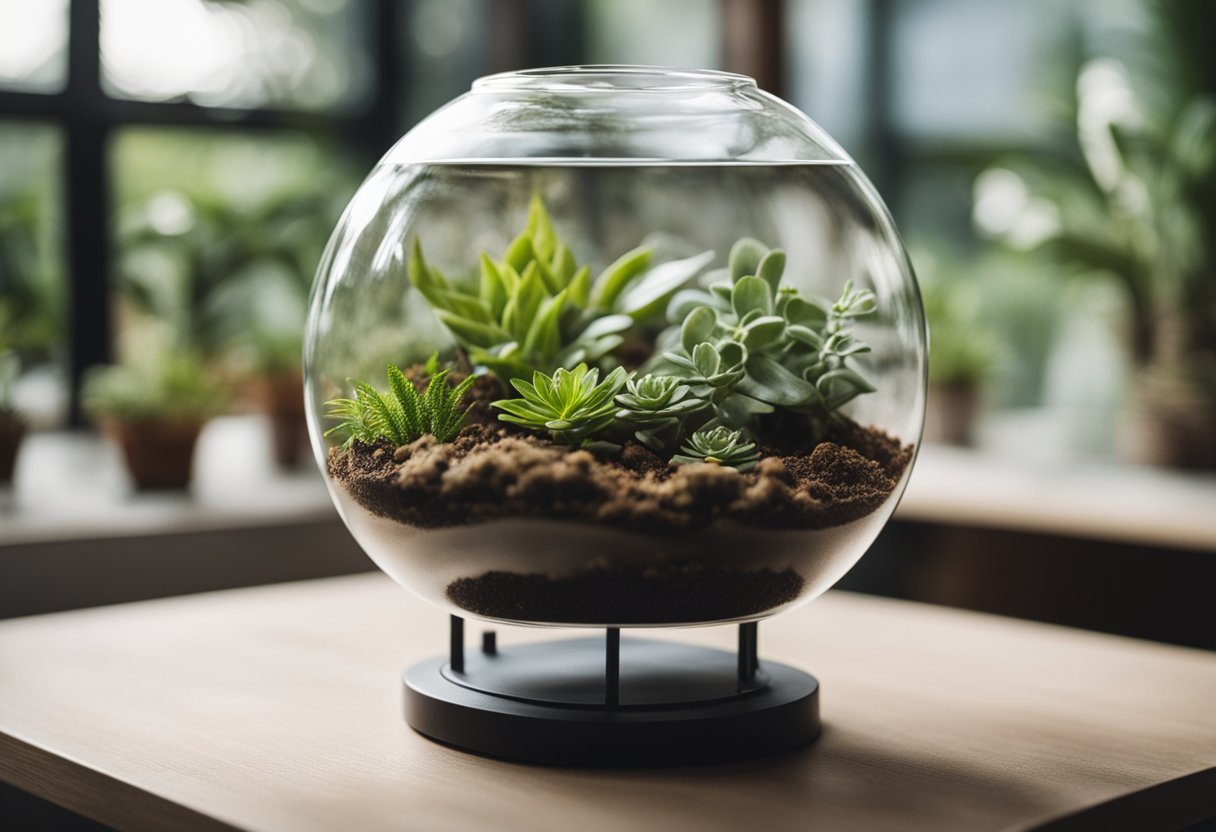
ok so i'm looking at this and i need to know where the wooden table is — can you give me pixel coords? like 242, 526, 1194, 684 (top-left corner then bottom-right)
1, 574, 1213, 832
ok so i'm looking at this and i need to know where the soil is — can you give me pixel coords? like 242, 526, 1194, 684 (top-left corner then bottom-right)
327, 374, 913, 534
446, 565, 805, 624
329, 371, 913, 622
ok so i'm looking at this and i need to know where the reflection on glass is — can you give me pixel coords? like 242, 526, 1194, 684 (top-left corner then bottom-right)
100, 0, 372, 111
0, 123, 66, 426
0, 0, 68, 93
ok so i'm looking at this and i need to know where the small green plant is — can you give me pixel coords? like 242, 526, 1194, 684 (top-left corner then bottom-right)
660, 238, 877, 436
324, 361, 475, 449
670, 426, 759, 471
83, 353, 229, 423
614, 374, 709, 451
493, 364, 630, 445
409, 195, 711, 380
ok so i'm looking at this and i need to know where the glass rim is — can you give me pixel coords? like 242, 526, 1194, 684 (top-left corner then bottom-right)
472, 65, 758, 93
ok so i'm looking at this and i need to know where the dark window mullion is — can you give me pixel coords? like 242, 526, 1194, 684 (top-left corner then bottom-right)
65, 0, 110, 426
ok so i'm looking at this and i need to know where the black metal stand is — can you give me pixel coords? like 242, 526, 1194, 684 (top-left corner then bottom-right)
403, 615, 820, 767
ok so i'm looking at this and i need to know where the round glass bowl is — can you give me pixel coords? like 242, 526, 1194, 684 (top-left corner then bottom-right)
305, 66, 926, 628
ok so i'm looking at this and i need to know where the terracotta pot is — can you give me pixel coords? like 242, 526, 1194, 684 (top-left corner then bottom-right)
923, 382, 980, 446
106, 419, 204, 490
0, 413, 25, 485
257, 370, 307, 469
1123, 371, 1216, 470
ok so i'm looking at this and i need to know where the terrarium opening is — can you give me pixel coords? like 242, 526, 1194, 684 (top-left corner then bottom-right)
472, 65, 758, 94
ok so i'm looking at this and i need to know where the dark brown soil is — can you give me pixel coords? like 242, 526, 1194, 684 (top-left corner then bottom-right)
328, 417, 912, 533
445, 565, 805, 624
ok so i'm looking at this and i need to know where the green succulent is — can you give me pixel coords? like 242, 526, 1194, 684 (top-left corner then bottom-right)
661, 237, 878, 435
493, 363, 631, 445
614, 374, 710, 452
409, 195, 712, 381
670, 426, 759, 472
324, 361, 475, 449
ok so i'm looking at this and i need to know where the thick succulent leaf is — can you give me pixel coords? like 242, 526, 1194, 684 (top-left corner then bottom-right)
741, 315, 786, 349
434, 289, 494, 325
817, 367, 876, 409
710, 282, 734, 303
579, 313, 634, 340
756, 250, 786, 295
731, 275, 773, 318
786, 324, 824, 348
590, 246, 652, 308
784, 296, 829, 327
728, 237, 768, 283
522, 289, 568, 359
681, 306, 717, 352
692, 342, 722, 377
739, 354, 817, 406
717, 340, 747, 369
526, 193, 558, 263
434, 310, 510, 348
503, 232, 534, 273
534, 255, 564, 295
479, 255, 508, 319
566, 265, 591, 306
617, 250, 714, 319
407, 238, 449, 306
552, 243, 578, 283
501, 264, 546, 342
666, 288, 725, 322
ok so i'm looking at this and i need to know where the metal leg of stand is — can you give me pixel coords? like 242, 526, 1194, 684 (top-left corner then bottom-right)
605, 627, 620, 708
450, 615, 465, 673
738, 621, 758, 684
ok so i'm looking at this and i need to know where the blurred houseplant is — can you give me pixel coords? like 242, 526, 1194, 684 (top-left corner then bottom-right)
984, 0, 1216, 468
118, 189, 338, 468
0, 192, 65, 481
921, 278, 995, 446
83, 353, 227, 490
0, 351, 21, 484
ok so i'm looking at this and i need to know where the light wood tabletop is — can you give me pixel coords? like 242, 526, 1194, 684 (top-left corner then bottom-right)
0, 573, 1213, 832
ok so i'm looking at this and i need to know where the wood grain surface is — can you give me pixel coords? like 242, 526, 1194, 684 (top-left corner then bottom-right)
0, 574, 1213, 832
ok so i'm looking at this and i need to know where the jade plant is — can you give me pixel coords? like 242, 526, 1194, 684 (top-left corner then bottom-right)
325, 358, 475, 449
326, 197, 881, 472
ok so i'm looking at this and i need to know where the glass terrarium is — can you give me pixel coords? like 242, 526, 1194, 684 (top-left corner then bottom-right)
305, 66, 925, 632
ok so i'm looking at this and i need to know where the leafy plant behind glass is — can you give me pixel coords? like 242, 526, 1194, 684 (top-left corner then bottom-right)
0, 193, 63, 366
409, 195, 712, 381
987, 0, 1216, 380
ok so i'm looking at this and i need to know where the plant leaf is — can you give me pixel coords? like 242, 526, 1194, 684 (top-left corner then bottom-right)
728, 237, 768, 283
738, 354, 816, 406
618, 250, 714, 319
590, 246, 652, 308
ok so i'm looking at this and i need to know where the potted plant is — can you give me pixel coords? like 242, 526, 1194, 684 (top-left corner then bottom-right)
984, 0, 1216, 468
0, 350, 23, 485
920, 276, 996, 446
83, 354, 228, 490
118, 190, 340, 471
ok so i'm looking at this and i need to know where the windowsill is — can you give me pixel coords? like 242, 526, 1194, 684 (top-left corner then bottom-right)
0, 415, 335, 547
896, 444, 1216, 553
3, 416, 1213, 554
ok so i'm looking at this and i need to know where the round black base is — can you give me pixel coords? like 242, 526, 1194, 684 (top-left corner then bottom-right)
403, 636, 820, 766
